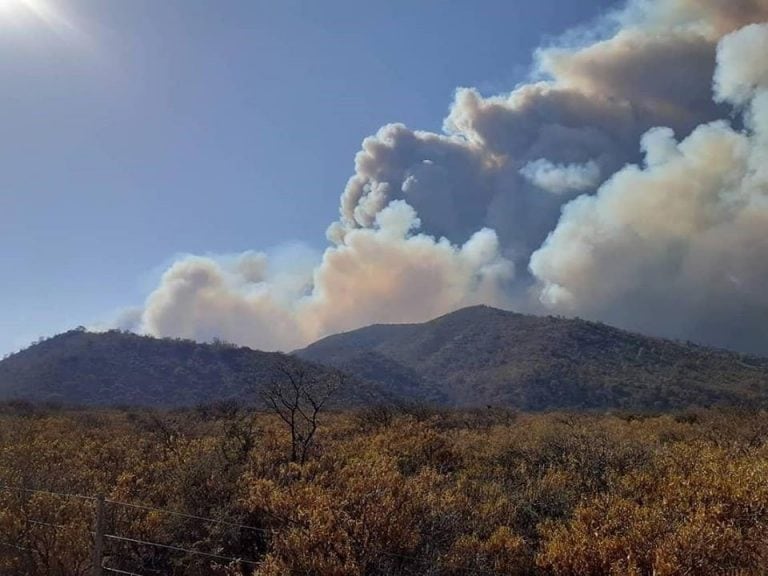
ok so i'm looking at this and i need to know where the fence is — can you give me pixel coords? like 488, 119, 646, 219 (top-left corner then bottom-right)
0, 485, 266, 575
0, 484, 445, 576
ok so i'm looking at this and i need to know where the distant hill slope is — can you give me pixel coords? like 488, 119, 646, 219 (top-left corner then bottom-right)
5, 308, 768, 411
0, 330, 379, 407
296, 306, 768, 410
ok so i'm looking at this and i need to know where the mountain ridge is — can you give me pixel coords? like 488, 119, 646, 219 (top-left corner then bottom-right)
0, 329, 379, 407
3, 306, 768, 410
296, 305, 768, 410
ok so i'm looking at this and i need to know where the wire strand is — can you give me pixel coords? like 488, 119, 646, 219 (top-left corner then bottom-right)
106, 498, 274, 534
1, 485, 272, 534
0, 484, 95, 502
103, 567, 148, 576
28, 520, 68, 530
0, 540, 35, 553
104, 533, 262, 566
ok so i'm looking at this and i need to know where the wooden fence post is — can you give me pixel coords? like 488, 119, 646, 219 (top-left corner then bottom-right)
91, 494, 105, 576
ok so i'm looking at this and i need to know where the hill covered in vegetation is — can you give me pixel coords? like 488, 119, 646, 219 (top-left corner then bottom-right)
296, 306, 768, 410
0, 329, 375, 407
4, 306, 768, 410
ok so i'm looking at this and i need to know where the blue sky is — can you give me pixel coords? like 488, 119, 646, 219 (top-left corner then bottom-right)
0, 0, 620, 355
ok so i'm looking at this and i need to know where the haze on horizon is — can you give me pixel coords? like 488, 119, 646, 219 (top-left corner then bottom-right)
3, 0, 768, 357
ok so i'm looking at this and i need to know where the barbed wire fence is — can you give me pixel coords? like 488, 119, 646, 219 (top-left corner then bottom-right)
0, 484, 460, 576
0, 484, 267, 575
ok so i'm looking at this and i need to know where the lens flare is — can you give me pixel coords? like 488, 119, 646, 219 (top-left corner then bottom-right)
0, 0, 80, 39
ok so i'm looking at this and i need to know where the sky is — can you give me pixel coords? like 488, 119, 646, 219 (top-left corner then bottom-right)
4, 0, 768, 358
0, 0, 619, 355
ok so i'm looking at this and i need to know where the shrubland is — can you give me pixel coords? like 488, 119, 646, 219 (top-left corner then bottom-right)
1, 402, 767, 575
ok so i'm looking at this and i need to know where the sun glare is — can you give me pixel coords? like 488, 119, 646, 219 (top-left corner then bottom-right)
0, 0, 22, 16
0, 0, 79, 38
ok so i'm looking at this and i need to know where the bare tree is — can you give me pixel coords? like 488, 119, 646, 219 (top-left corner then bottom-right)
263, 363, 341, 464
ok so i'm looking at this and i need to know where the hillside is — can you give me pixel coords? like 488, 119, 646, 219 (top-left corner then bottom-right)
296, 306, 768, 410
5, 308, 768, 410
0, 329, 379, 407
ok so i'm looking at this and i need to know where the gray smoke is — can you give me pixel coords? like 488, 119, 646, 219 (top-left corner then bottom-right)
131, 0, 768, 354
531, 22, 768, 353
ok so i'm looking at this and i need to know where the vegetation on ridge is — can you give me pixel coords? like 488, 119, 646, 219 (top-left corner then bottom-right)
0, 329, 375, 408
5, 305, 768, 411
297, 305, 768, 410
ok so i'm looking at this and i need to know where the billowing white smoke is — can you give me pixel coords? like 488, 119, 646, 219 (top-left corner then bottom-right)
131, 0, 768, 354
530, 22, 768, 354
139, 202, 513, 350
520, 159, 601, 194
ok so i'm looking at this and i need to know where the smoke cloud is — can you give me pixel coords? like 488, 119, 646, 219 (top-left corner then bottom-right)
137, 202, 513, 351
520, 159, 601, 194
131, 0, 768, 354
531, 22, 768, 354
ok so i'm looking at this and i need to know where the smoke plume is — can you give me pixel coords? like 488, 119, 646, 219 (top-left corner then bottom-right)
138, 202, 513, 351
531, 22, 768, 353
130, 0, 768, 354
